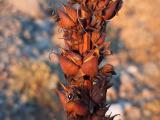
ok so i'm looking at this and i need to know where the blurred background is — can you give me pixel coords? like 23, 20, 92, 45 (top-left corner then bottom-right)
0, 0, 159, 120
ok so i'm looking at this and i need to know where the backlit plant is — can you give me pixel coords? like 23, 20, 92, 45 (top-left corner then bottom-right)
50, 0, 123, 119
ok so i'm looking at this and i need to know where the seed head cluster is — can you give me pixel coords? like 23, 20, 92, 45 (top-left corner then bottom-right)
50, 0, 123, 119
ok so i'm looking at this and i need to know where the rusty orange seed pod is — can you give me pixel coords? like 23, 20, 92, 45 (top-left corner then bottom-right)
81, 57, 98, 77
96, 33, 106, 46
57, 85, 89, 118
57, 54, 79, 76
65, 50, 83, 66
63, 5, 78, 23
103, 0, 123, 20
99, 63, 115, 75
58, 10, 75, 28
81, 50, 99, 77
91, 31, 101, 43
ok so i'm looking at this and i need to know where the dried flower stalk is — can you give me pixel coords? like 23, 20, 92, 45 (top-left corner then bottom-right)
50, 0, 123, 119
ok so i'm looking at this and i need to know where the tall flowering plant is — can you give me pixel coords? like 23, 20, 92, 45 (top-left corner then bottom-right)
50, 0, 123, 119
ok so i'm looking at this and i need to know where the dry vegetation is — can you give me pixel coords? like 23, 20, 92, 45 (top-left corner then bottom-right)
10, 60, 58, 108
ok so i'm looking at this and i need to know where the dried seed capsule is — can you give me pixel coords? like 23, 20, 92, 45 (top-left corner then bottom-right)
99, 41, 112, 55
63, 5, 77, 23
91, 31, 101, 44
68, 53, 82, 66
83, 48, 100, 59
83, 80, 92, 89
99, 64, 116, 75
59, 55, 79, 76
66, 101, 89, 117
82, 51, 99, 77
97, 0, 110, 10
90, 76, 110, 104
96, 33, 106, 46
103, 0, 123, 20
71, 41, 79, 50
58, 10, 75, 28
62, 49, 82, 66
64, 40, 79, 51
64, 31, 82, 51
57, 86, 89, 118
81, 59, 98, 77
81, 6, 91, 19
55, 53, 79, 76
72, 31, 78, 40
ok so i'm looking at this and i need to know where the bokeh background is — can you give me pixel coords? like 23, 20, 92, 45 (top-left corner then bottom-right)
0, 0, 159, 120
